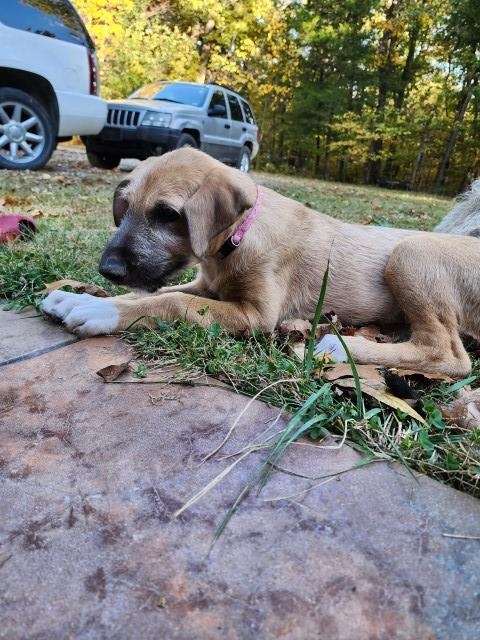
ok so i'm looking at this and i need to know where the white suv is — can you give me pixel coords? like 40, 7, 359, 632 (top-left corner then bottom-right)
0, 0, 106, 170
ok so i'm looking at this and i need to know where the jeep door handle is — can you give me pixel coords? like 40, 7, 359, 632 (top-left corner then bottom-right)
224, 123, 231, 129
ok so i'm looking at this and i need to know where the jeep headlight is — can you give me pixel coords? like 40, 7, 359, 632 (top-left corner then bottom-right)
142, 111, 172, 127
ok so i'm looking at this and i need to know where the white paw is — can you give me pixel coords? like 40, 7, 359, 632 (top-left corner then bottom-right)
40, 290, 95, 320
41, 290, 119, 337
63, 299, 119, 337
315, 334, 348, 363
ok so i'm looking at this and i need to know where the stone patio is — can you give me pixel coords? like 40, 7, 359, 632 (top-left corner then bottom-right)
1, 309, 480, 640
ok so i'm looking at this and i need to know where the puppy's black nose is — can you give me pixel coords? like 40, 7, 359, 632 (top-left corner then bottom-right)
99, 253, 127, 284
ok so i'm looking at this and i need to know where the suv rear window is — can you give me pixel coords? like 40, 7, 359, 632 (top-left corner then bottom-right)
227, 94, 244, 122
0, 0, 92, 47
241, 100, 256, 125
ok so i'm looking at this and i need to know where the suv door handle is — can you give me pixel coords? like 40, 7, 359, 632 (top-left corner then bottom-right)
224, 123, 231, 129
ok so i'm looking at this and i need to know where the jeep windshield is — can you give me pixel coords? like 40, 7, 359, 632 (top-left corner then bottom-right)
129, 83, 208, 107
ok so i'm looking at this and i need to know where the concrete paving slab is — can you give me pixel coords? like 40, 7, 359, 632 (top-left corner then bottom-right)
1, 337, 480, 640
0, 309, 76, 366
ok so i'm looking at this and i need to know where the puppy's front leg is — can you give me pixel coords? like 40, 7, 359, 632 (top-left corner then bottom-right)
115, 292, 279, 335
42, 290, 278, 337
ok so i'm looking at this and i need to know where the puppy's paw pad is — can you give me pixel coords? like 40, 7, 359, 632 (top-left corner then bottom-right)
315, 335, 348, 363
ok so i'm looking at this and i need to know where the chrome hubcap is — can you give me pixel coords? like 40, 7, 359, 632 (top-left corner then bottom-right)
240, 151, 250, 173
0, 101, 46, 164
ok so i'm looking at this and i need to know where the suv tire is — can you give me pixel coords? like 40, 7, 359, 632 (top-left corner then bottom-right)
176, 133, 198, 149
0, 88, 56, 170
86, 150, 121, 169
237, 145, 251, 173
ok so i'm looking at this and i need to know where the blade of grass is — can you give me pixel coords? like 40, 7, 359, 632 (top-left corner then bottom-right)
444, 375, 477, 394
328, 322, 364, 418
305, 261, 330, 377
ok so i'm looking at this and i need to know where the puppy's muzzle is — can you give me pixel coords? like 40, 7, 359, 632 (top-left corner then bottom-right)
99, 251, 127, 285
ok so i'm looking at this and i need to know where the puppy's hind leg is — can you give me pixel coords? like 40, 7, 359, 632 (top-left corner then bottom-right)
322, 237, 472, 377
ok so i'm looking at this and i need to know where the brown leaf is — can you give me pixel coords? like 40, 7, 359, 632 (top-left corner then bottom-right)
96, 359, 132, 382
315, 323, 334, 342
42, 279, 109, 297
440, 389, 480, 428
323, 363, 384, 383
395, 369, 454, 383
278, 318, 312, 339
335, 377, 426, 424
3, 194, 32, 207
354, 324, 393, 343
28, 209, 44, 218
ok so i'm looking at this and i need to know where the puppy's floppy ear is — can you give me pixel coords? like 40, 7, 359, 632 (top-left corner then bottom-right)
113, 179, 130, 227
183, 167, 256, 257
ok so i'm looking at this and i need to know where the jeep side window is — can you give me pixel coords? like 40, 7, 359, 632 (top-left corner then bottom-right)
241, 100, 256, 125
0, 0, 92, 47
227, 94, 244, 122
208, 90, 227, 118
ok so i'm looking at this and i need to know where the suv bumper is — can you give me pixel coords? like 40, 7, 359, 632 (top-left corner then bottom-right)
57, 92, 107, 136
83, 125, 183, 158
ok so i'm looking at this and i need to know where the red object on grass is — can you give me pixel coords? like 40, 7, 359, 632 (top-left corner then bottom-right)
0, 214, 37, 243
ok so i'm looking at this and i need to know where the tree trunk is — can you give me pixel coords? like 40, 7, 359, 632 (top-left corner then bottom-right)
433, 75, 478, 192
410, 118, 431, 189
195, 43, 211, 83
314, 135, 320, 176
366, 0, 403, 185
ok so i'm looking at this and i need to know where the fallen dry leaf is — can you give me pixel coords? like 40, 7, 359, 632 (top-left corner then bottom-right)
440, 389, 480, 428
96, 359, 132, 382
3, 194, 32, 207
323, 363, 384, 384
315, 323, 334, 342
354, 324, 393, 343
28, 209, 44, 218
335, 377, 426, 424
395, 369, 454, 383
278, 319, 312, 339
42, 279, 109, 297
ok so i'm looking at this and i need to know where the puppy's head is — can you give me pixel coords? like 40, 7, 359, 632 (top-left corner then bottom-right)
99, 148, 256, 292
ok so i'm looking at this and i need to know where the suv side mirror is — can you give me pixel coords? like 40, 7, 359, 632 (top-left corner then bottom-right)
208, 104, 227, 117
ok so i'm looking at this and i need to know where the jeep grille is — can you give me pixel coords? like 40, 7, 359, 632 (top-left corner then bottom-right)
106, 107, 143, 128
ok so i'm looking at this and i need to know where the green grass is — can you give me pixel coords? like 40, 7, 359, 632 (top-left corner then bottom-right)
1, 148, 478, 500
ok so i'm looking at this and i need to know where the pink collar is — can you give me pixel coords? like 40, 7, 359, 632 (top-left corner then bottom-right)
218, 186, 261, 258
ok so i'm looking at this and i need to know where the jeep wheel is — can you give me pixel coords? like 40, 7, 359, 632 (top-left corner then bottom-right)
176, 133, 198, 149
237, 146, 251, 173
86, 150, 121, 169
0, 88, 56, 170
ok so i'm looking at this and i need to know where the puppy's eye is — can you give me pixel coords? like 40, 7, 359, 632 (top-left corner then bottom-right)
151, 204, 179, 223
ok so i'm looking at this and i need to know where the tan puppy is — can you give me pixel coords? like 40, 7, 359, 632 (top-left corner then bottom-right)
41, 148, 480, 377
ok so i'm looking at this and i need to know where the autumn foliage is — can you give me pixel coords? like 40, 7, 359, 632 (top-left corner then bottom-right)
75, 0, 480, 195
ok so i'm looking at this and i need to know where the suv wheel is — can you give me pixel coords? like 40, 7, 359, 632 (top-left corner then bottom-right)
237, 146, 251, 173
176, 133, 198, 149
0, 88, 56, 170
86, 150, 121, 169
